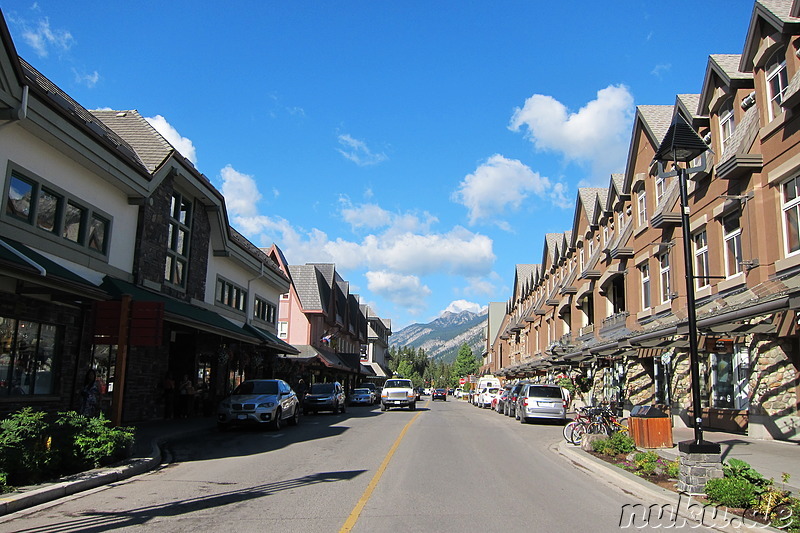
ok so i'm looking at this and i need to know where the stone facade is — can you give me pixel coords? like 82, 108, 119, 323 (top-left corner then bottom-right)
678, 451, 723, 495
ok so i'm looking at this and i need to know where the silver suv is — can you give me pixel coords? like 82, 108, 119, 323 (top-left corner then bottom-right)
515, 383, 567, 423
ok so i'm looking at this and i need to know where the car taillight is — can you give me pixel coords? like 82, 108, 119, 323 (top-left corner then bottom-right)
522, 398, 528, 406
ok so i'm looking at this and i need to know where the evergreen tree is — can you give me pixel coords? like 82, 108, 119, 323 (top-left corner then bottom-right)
451, 343, 478, 381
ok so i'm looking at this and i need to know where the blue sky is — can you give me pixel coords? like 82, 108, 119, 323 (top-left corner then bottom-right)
1, 1, 755, 330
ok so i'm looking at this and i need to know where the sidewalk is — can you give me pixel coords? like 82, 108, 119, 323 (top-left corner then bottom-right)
0, 416, 217, 517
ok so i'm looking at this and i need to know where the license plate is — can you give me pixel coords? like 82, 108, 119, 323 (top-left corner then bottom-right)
392, 400, 402, 404
237, 414, 247, 420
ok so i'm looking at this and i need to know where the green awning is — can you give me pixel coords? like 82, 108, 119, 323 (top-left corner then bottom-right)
100, 276, 261, 344
0, 238, 100, 289
244, 323, 300, 355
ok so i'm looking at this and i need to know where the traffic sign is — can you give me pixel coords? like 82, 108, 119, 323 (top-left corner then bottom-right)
459, 378, 466, 385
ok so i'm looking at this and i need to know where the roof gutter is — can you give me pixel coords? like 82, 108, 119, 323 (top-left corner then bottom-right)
0, 84, 28, 122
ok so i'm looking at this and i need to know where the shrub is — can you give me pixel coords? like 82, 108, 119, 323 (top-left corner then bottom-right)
665, 459, 680, 479
0, 408, 135, 488
634, 451, 659, 475
705, 477, 758, 508
605, 431, 636, 455
72, 414, 134, 468
724, 458, 769, 493
0, 407, 51, 484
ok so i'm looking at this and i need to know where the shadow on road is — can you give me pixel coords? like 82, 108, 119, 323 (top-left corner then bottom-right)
11, 470, 366, 533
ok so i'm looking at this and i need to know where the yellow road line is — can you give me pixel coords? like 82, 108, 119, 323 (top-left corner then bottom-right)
339, 404, 426, 532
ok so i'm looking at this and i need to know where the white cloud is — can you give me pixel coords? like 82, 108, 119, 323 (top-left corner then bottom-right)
220, 165, 262, 218
21, 17, 74, 58
145, 115, 198, 165
337, 134, 388, 166
73, 68, 99, 88
340, 202, 392, 230
453, 154, 570, 225
509, 84, 634, 180
651, 63, 671, 78
366, 271, 431, 311
442, 300, 486, 315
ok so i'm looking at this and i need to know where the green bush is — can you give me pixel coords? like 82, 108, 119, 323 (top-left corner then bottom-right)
665, 459, 680, 479
723, 458, 771, 495
634, 451, 659, 475
0, 407, 51, 484
605, 431, 636, 455
0, 408, 135, 488
705, 477, 758, 508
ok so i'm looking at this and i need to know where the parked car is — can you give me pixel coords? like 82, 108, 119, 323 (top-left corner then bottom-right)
304, 381, 347, 414
350, 388, 375, 405
515, 383, 567, 423
359, 382, 379, 404
454, 388, 464, 399
479, 387, 500, 408
217, 379, 300, 430
431, 388, 447, 401
504, 382, 527, 417
493, 388, 509, 412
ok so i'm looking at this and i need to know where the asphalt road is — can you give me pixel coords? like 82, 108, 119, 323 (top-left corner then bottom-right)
0, 398, 714, 532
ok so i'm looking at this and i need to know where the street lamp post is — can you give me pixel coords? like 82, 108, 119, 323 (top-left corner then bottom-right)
653, 114, 721, 457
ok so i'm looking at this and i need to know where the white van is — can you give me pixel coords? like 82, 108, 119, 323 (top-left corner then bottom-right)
476, 375, 500, 391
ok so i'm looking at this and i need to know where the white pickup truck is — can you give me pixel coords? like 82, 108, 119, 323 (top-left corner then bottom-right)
380, 378, 416, 411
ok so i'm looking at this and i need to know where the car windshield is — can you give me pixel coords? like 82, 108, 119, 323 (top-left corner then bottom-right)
488, 388, 499, 394
385, 380, 411, 388
233, 381, 278, 395
309, 383, 335, 394
353, 389, 369, 394
529, 386, 562, 399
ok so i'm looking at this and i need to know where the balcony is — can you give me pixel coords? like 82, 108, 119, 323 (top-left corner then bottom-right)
601, 311, 629, 329
578, 323, 594, 338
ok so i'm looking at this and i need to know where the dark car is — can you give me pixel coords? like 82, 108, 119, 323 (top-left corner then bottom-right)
504, 381, 527, 418
431, 388, 447, 401
303, 381, 346, 414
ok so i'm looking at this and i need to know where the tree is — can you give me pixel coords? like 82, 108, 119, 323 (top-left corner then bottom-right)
451, 343, 478, 383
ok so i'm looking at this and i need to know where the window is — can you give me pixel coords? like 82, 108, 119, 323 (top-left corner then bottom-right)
579, 247, 585, 271
0, 317, 60, 396
254, 296, 276, 324
655, 176, 666, 205
659, 252, 671, 304
216, 277, 247, 312
719, 98, 735, 151
782, 176, 800, 255
640, 263, 651, 309
3, 169, 110, 255
278, 321, 288, 339
637, 189, 647, 226
766, 48, 788, 121
165, 193, 192, 287
723, 212, 743, 277
693, 230, 710, 289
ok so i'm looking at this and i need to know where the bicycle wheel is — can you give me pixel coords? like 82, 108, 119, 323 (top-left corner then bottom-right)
563, 421, 579, 443
588, 422, 607, 435
571, 423, 587, 445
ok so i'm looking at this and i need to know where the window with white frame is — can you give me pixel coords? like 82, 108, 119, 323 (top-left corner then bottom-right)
165, 192, 192, 288
637, 188, 647, 226
277, 321, 288, 339
659, 252, 671, 304
766, 48, 788, 121
640, 262, 651, 309
782, 175, 800, 255
655, 175, 666, 205
719, 98, 735, 152
693, 229, 710, 289
723, 212, 743, 277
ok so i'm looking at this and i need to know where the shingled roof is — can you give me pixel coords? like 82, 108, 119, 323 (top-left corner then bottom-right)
90, 110, 173, 172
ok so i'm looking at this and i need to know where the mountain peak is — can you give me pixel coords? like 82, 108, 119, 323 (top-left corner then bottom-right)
391, 309, 487, 363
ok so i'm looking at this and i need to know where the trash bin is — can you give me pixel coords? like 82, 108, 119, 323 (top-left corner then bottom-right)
628, 405, 673, 448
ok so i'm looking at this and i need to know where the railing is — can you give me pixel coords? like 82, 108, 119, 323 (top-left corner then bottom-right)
578, 323, 594, 337
602, 311, 629, 329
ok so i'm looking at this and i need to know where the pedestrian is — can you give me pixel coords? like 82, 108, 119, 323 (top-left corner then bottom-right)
296, 378, 308, 413
79, 368, 102, 418
178, 374, 195, 418
162, 372, 176, 419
